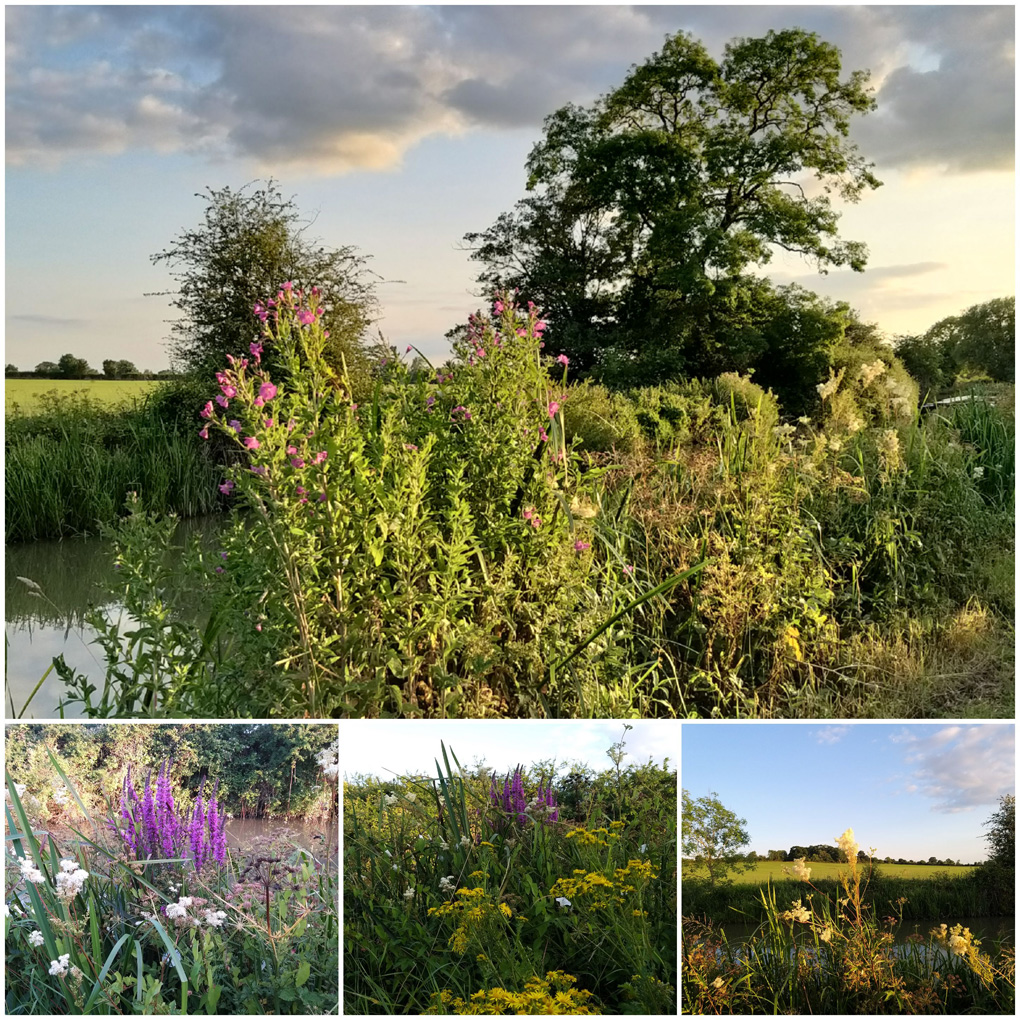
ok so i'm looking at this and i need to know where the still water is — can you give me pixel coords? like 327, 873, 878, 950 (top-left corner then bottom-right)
5, 516, 226, 718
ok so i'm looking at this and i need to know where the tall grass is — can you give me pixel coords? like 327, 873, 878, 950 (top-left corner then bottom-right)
5, 385, 222, 542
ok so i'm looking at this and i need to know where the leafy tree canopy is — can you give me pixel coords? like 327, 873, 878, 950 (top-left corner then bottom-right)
466, 28, 880, 390
984, 794, 1015, 869
152, 180, 379, 391
682, 789, 752, 885
56, 353, 92, 379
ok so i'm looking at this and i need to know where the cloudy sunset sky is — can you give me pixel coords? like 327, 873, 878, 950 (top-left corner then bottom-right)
682, 723, 1015, 862
5, 4, 1015, 372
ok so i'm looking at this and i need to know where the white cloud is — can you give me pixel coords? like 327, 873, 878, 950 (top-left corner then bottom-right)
897, 725, 1014, 813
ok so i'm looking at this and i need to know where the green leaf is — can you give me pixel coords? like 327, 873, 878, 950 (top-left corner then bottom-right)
295, 960, 311, 987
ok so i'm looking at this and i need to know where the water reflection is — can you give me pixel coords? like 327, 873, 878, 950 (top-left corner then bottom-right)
5, 515, 226, 718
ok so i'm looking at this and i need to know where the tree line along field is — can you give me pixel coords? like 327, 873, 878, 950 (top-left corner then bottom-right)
721, 861, 976, 883
6, 378, 162, 413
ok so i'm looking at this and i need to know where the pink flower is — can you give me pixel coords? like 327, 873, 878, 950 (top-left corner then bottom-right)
623, 564, 635, 576
243, 437, 260, 450
291, 457, 306, 468
220, 552, 228, 560
406, 345, 412, 353
318, 492, 327, 502
287, 445, 298, 455
296, 309, 315, 326
215, 566, 224, 574
250, 341, 263, 358
404, 443, 418, 451
538, 428, 549, 442
287, 418, 296, 432
548, 401, 560, 418
220, 383, 237, 399
282, 281, 293, 292
312, 451, 327, 465
253, 397, 264, 408
253, 305, 267, 324
200, 401, 214, 419
264, 418, 273, 428
296, 485, 307, 495
218, 480, 235, 495
258, 382, 278, 402
426, 395, 435, 407
523, 508, 533, 520
198, 427, 209, 440
250, 465, 267, 477
494, 300, 504, 314
530, 517, 542, 529
535, 321, 547, 334
255, 623, 262, 632
574, 540, 591, 553
557, 354, 569, 366
229, 420, 242, 434
216, 395, 230, 409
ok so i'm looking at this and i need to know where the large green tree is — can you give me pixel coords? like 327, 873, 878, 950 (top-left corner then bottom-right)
466, 28, 880, 389
682, 789, 752, 885
152, 180, 378, 390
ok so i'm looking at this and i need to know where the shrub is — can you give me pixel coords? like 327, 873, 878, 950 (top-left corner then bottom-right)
560, 381, 642, 453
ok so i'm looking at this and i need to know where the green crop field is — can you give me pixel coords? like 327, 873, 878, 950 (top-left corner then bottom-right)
6, 378, 162, 413
720, 861, 976, 883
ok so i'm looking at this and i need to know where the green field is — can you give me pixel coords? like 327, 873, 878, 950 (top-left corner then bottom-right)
725, 861, 976, 883
6, 378, 162, 413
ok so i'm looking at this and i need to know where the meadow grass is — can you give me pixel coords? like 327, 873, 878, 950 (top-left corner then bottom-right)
725, 861, 975, 883
6, 379, 162, 413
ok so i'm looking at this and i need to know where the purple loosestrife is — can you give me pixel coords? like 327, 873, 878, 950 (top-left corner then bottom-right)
207, 782, 228, 866
120, 772, 139, 854
155, 761, 179, 858
189, 786, 206, 871
141, 771, 159, 857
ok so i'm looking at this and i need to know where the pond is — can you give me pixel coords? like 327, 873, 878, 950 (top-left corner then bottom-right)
5, 515, 226, 718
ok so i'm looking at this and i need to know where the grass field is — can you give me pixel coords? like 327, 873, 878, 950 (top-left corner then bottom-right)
722, 861, 976, 883
6, 378, 162, 413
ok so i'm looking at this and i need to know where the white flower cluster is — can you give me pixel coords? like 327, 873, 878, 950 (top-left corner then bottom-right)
316, 739, 340, 780
382, 794, 398, 807
19, 856, 45, 885
523, 797, 555, 820
438, 875, 457, 895
459, 835, 471, 848
48, 953, 71, 977
835, 827, 860, 863
857, 359, 886, 388
779, 899, 811, 924
51, 786, 69, 807
28, 930, 45, 947
55, 859, 89, 901
789, 857, 811, 882
403, 888, 415, 901
203, 909, 227, 928
166, 896, 194, 920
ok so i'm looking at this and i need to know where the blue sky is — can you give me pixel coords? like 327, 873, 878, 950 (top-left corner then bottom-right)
6, 5, 1014, 372
339, 720, 678, 781
682, 723, 1015, 863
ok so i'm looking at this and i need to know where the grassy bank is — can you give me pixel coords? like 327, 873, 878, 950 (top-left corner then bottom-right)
25, 292, 1014, 719
5, 383, 223, 542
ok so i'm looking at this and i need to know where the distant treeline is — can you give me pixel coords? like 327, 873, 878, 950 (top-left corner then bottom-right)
6, 354, 179, 379
750, 846, 977, 867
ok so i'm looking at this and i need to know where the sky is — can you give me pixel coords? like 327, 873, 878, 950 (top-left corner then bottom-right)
682, 723, 1015, 863
5, 5, 1015, 372
339, 720, 678, 780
